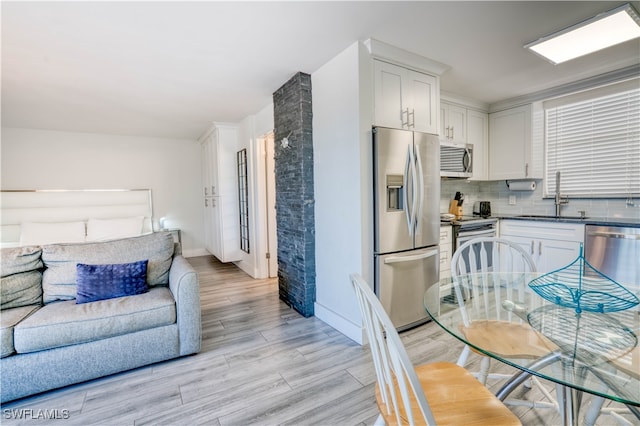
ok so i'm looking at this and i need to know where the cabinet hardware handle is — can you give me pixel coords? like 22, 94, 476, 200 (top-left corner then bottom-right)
205, 198, 208, 207
450, 126, 454, 139
408, 108, 415, 128
402, 108, 409, 128
538, 241, 542, 256
212, 185, 216, 195
530, 240, 534, 255
204, 187, 208, 196
525, 163, 529, 177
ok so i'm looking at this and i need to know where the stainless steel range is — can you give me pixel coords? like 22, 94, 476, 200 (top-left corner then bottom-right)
439, 216, 497, 306
449, 216, 498, 252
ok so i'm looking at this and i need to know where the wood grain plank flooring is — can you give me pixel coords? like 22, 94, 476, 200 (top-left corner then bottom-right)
1, 255, 635, 425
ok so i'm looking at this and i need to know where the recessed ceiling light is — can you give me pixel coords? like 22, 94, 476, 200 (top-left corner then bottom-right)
524, 3, 640, 65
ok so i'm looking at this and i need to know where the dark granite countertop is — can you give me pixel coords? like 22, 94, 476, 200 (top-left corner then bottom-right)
496, 214, 640, 228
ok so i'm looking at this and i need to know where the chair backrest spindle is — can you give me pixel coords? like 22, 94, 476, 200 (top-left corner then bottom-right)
350, 274, 437, 425
452, 237, 537, 326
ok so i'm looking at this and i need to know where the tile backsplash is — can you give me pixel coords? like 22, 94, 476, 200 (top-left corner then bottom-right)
441, 179, 640, 219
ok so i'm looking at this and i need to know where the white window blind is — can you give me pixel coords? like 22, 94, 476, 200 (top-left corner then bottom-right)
545, 79, 640, 198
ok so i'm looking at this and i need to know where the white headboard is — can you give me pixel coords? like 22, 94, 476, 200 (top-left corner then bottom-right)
0, 189, 154, 247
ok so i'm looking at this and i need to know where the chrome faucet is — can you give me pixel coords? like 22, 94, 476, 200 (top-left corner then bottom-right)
554, 170, 568, 217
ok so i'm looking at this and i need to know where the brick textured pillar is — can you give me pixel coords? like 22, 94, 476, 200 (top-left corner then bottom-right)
273, 72, 315, 317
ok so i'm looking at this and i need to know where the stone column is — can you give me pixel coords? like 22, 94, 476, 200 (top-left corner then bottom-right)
272, 72, 315, 317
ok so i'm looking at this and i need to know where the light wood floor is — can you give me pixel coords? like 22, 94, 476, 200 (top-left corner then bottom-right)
1, 255, 634, 425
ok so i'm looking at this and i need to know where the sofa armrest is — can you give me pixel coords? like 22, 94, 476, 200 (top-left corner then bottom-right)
169, 255, 201, 355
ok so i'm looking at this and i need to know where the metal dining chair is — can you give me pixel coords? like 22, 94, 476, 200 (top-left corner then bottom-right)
350, 273, 521, 425
451, 237, 563, 412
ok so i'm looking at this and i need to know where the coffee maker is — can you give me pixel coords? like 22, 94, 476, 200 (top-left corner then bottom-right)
473, 201, 491, 218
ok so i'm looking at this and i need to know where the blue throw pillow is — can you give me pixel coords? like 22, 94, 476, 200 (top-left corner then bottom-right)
76, 260, 148, 304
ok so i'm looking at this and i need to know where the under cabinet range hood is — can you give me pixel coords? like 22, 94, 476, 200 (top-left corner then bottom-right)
440, 141, 473, 178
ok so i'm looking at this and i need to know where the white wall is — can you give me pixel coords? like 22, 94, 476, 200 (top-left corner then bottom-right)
312, 41, 373, 344
1, 127, 205, 256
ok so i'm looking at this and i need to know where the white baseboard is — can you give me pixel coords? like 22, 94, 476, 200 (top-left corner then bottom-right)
314, 302, 363, 345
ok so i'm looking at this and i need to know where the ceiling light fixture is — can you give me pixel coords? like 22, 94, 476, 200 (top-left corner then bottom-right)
524, 3, 640, 65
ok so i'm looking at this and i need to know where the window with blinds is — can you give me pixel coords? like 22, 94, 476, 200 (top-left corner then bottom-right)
544, 78, 639, 198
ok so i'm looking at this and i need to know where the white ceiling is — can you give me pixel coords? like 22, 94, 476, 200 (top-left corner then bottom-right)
2, 1, 639, 140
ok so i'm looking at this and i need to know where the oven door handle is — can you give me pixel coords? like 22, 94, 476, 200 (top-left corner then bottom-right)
458, 228, 496, 238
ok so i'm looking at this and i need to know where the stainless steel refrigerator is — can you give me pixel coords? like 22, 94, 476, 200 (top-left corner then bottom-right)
373, 126, 440, 331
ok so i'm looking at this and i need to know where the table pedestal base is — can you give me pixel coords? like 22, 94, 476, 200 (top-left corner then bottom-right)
496, 352, 640, 426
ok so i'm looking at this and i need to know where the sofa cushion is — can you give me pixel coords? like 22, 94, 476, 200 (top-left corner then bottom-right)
1, 305, 39, 358
1, 270, 43, 310
1, 246, 43, 278
41, 232, 174, 303
76, 260, 148, 304
13, 287, 176, 354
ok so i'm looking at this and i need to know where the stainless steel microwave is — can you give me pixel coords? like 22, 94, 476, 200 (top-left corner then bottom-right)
440, 141, 473, 178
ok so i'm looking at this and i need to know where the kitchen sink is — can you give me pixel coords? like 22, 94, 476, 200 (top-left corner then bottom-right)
515, 214, 589, 220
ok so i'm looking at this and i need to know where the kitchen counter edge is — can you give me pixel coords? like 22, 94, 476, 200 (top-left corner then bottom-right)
496, 215, 640, 228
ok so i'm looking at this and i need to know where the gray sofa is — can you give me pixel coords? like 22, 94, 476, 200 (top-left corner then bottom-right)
0, 232, 201, 403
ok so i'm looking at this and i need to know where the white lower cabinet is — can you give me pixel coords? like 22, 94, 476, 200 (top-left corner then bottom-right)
500, 220, 584, 273
439, 225, 452, 279
439, 225, 453, 299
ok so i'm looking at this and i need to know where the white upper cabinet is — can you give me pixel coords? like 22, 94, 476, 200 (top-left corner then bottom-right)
440, 95, 489, 180
467, 109, 489, 180
489, 104, 542, 180
440, 102, 467, 143
373, 60, 439, 134
200, 124, 241, 263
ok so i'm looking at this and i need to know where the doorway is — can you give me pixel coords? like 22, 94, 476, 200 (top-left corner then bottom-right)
263, 132, 278, 278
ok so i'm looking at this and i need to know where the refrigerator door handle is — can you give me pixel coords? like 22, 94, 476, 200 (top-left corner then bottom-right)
384, 248, 439, 264
404, 145, 413, 236
414, 143, 424, 235
408, 144, 418, 236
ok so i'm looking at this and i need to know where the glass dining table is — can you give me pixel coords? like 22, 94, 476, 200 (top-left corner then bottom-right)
424, 272, 639, 426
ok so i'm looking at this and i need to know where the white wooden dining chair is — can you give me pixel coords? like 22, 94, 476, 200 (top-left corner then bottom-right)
350, 273, 521, 426
451, 237, 563, 412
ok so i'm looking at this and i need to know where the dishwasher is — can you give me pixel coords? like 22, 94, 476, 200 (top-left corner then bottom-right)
585, 225, 640, 293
